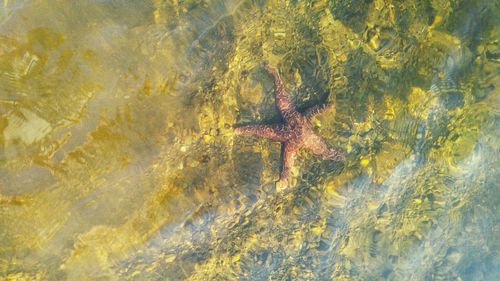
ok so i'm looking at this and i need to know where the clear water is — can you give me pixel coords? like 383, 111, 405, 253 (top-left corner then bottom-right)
0, 0, 498, 280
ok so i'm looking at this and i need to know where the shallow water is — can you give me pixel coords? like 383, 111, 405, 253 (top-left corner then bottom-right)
0, 0, 499, 280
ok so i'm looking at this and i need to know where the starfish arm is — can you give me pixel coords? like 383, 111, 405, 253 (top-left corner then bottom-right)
264, 65, 298, 120
305, 134, 345, 161
279, 143, 296, 182
305, 103, 333, 121
234, 124, 289, 142
305, 134, 330, 156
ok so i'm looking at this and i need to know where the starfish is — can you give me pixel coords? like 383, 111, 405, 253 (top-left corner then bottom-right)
235, 65, 344, 185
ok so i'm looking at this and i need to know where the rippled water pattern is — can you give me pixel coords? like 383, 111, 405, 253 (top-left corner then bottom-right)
0, 0, 498, 280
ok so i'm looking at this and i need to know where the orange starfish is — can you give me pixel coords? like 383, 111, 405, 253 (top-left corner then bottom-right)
235, 65, 344, 185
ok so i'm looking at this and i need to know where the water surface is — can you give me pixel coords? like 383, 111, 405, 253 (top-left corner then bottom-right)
0, 0, 498, 280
